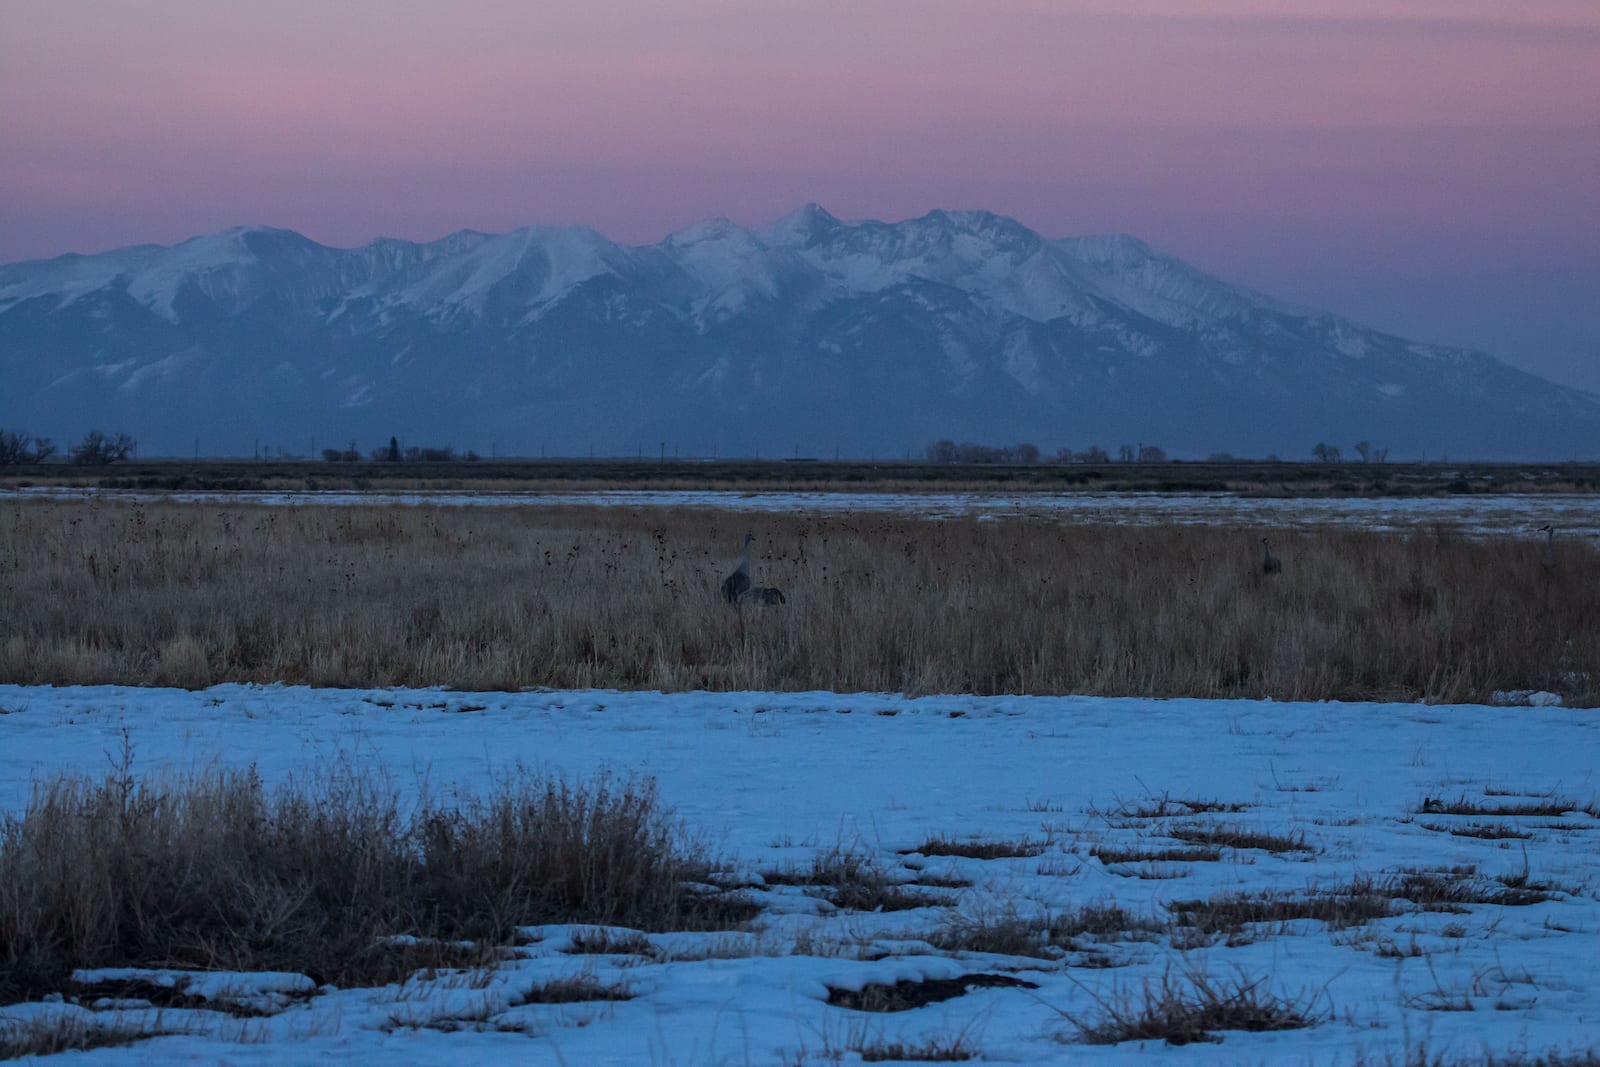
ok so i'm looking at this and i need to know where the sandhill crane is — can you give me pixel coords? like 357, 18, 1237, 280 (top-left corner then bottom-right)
720, 531, 786, 606
1538, 524, 1557, 573
1261, 536, 1282, 576
721, 531, 754, 604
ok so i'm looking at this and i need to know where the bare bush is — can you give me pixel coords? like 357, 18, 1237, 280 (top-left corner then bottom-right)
0, 761, 731, 1003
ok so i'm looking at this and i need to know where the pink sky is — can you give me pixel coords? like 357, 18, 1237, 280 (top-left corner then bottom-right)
3, 0, 1597, 388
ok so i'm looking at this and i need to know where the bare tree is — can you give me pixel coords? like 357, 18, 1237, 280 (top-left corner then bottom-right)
1312, 442, 1342, 463
0, 430, 28, 465
69, 430, 136, 466
1353, 440, 1372, 462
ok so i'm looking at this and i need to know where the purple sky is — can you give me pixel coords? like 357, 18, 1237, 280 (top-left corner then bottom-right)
4, 1, 1598, 391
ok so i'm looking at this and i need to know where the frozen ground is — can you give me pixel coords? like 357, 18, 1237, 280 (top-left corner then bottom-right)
6, 486, 1600, 539
2, 684, 1598, 1063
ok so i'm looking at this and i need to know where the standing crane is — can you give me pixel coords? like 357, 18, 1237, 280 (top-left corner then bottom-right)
721, 531, 786, 606
1261, 536, 1283, 576
721, 532, 754, 604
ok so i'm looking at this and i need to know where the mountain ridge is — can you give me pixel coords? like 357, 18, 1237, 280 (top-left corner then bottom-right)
1, 206, 1595, 459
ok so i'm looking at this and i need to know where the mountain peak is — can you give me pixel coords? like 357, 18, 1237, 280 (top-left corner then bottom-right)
759, 203, 842, 248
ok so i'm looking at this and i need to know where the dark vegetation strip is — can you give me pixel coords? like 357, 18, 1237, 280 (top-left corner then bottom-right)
9, 457, 1600, 495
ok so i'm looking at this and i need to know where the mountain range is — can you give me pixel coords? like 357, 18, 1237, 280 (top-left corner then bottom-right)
1, 204, 1595, 460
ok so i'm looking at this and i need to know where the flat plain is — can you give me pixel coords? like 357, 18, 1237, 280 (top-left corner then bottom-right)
1, 481, 1597, 1064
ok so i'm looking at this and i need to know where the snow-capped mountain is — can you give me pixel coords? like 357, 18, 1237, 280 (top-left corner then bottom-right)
2, 206, 1595, 459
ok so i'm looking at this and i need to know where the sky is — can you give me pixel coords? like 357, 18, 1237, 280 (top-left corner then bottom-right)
2, 0, 1598, 392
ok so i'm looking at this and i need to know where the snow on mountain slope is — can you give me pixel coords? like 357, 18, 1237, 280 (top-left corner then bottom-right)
388, 225, 654, 318
1053, 233, 1295, 327
1, 207, 1596, 459
663, 217, 809, 319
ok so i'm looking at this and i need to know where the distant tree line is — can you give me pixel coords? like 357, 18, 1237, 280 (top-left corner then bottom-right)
0, 428, 136, 466
321, 436, 480, 463
924, 438, 1395, 464
1313, 440, 1389, 463
924, 439, 1167, 464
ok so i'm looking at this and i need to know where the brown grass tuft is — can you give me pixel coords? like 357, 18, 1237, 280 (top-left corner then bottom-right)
0, 1014, 185, 1059
1066, 966, 1323, 1045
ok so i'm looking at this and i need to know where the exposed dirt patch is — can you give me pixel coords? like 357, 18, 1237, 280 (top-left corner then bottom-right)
828, 973, 1039, 1012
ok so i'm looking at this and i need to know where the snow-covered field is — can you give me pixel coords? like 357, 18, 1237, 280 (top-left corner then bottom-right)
3, 683, 1597, 1064
7, 486, 1600, 540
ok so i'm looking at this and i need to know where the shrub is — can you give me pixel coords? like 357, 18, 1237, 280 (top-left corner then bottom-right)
0, 761, 735, 1002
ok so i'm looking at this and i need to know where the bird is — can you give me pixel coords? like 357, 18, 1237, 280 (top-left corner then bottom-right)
1537, 524, 1557, 573
747, 586, 787, 605
720, 531, 755, 604
1260, 536, 1282, 576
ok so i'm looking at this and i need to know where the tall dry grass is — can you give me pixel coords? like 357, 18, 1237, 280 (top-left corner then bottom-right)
0, 499, 1594, 703
0, 757, 726, 1001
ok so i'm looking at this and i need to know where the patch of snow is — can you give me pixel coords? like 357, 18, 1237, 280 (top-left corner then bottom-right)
2, 683, 1599, 1063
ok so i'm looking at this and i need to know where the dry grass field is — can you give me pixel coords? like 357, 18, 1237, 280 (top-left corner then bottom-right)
1, 499, 1594, 704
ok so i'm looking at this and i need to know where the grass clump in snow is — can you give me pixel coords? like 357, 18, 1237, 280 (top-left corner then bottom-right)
907, 835, 1047, 860
1105, 795, 1250, 819
1091, 842, 1224, 865
563, 928, 658, 958
925, 909, 1057, 959
1166, 822, 1314, 853
1355, 1045, 1600, 1067
1066, 966, 1323, 1046
1384, 867, 1557, 910
1416, 795, 1592, 818
1419, 822, 1535, 840
762, 845, 947, 913
0, 1014, 185, 1059
519, 973, 635, 1004
1167, 879, 1400, 935
856, 1034, 978, 1062
0, 759, 741, 1003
